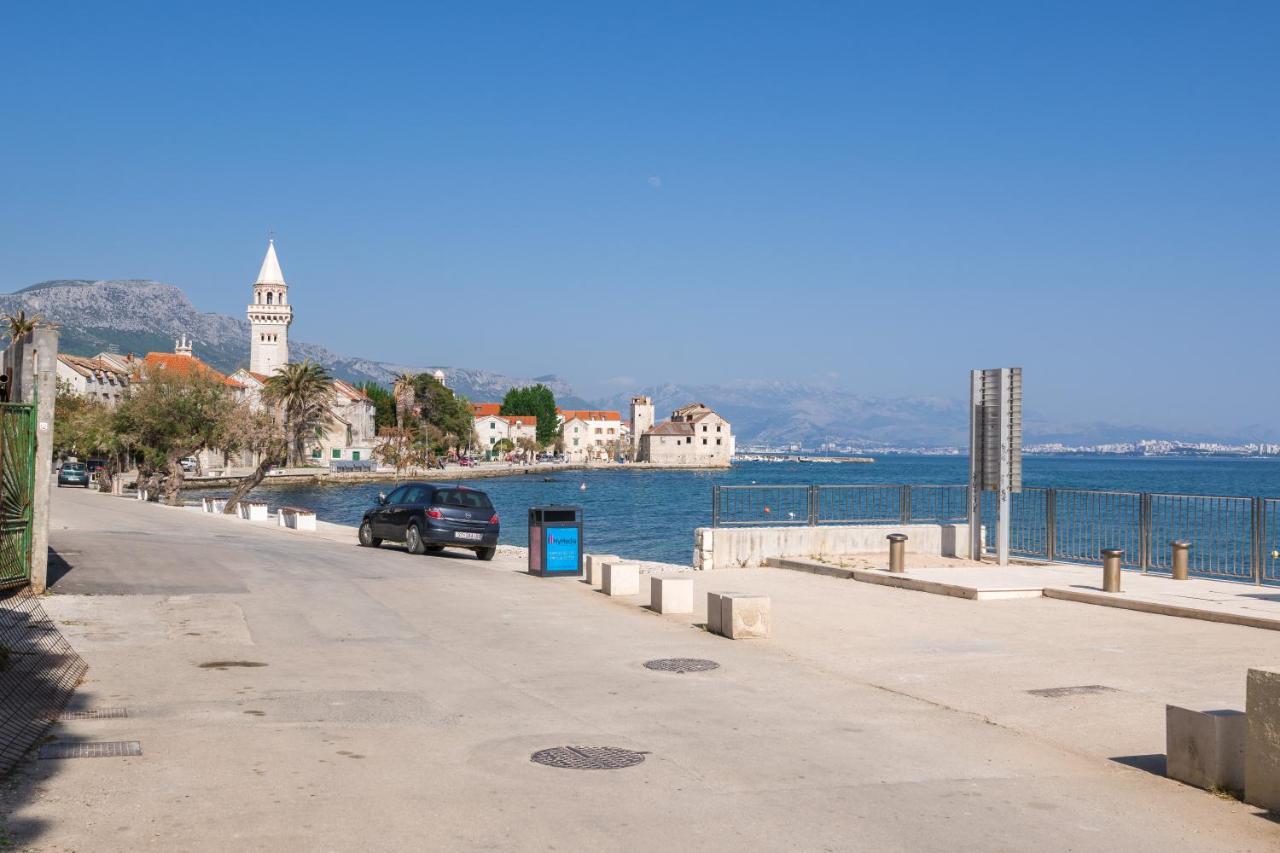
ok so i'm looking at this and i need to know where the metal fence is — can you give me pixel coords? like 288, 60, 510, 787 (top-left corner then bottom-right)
712, 483, 1280, 585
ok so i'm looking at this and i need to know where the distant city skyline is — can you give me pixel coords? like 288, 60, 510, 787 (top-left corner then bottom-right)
2, 4, 1276, 432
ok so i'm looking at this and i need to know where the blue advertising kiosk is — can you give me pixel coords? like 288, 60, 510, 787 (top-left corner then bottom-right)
528, 506, 583, 577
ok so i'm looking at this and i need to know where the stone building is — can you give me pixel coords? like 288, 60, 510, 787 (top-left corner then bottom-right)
471, 403, 537, 454
558, 409, 622, 462
56, 354, 130, 406
636, 402, 733, 466
247, 239, 292, 376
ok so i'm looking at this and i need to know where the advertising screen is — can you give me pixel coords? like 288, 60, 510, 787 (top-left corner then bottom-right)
545, 527, 580, 573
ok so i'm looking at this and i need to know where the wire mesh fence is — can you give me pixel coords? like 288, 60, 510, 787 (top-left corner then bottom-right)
713, 483, 1280, 584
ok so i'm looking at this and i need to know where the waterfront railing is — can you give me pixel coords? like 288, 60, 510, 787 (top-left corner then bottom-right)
711, 484, 1280, 585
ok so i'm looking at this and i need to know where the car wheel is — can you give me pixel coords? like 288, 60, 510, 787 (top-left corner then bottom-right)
476, 546, 496, 562
358, 521, 382, 548
405, 523, 426, 555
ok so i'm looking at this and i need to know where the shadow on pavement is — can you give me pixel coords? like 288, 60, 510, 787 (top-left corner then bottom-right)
1110, 753, 1167, 776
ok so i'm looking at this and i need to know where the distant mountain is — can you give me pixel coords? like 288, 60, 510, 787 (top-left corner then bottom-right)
0, 279, 593, 407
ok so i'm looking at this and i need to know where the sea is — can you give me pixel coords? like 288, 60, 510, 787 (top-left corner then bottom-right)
188, 456, 1280, 565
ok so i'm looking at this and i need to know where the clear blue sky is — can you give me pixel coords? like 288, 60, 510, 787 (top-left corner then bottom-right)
2, 3, 1276, 430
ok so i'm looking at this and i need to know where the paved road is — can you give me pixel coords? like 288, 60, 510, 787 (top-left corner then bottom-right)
3, 487, 1278, 851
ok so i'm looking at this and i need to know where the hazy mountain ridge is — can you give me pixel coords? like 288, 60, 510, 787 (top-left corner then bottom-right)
5, 279, 1267, 447
1, 279, 592, 408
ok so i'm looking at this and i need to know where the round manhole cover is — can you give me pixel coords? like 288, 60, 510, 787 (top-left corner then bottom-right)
530, 746, 646, 770
643, 658, 720, 674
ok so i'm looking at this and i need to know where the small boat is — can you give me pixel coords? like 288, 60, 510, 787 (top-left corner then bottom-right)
542, 477, 555, 482
579, 482, 587, 491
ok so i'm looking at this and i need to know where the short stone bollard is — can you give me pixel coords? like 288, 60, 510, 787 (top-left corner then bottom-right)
202, 497, 227, 514
719, 594, 771, 640
1245, 667, 1280, 811
650, 577, 693, 615
237, 501, 269, 521
887, 533, 907, 573
706, 592, 736, 636
1166, 705, 1245, 793
584, 554, 620, 587
1171, 541, 1191, 581
278, 506, 317, 531
1101, 549, 1123, 593
601, 562, 639, 597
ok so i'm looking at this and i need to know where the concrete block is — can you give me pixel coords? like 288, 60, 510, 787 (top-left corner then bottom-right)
721, 594, 770, 640
650, 577, 693, 614
584, 554, 620, 587
1245, 667, 1280, 811
707, 591, 752, 636
278, 507, 317, 531
1165, 705, 1245, 793
237, 501, 269, 521
202, 497, 227, 514
601, 562, 639, 596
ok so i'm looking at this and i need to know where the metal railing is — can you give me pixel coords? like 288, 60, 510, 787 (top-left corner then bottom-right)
711, 483, 1280, 584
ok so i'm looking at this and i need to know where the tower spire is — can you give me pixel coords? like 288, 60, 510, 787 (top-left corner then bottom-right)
256, 238, 287, 286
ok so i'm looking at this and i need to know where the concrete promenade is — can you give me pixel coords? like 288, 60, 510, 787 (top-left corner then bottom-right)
4, 488, 1279, 850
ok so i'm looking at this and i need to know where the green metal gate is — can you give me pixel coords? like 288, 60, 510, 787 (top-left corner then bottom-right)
0, 402, 37, 590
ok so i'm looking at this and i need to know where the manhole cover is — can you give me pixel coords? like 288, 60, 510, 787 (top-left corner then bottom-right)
643, 658, 720, 674
59, 707, 128, 720
38, 740, 141, 760
1027, 685, 1118, 699
530, 746, 646, 770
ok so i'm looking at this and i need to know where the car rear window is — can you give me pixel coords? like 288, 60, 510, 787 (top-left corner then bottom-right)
439, 489, 492, 509
64, 464, 85, 471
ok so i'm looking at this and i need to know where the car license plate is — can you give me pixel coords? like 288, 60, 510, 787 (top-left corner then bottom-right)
454, 531, 482, 541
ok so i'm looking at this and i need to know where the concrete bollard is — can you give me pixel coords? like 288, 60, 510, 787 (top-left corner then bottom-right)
1101, 549, 1123, 593
584, 554, 620, 587
601, 562, 639, 597
887, 533, 907, 573
1171, 541, 1190, 581
719, 594, 771, 640
650, 577, 693, 614
1245, 667, 1280, 811
1166, 705, 1245, 793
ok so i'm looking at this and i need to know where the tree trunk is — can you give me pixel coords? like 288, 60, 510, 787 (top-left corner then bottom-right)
161, 457, 186, 505
223, 452, 278, 514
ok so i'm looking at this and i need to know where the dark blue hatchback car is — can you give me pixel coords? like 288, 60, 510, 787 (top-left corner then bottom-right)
358, 482, 499, 560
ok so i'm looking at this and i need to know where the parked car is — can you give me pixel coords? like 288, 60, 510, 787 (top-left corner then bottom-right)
85, 458, 107, 474
180, 456, 198, 473
358, 482, 499, 560
57, 461, 90, 488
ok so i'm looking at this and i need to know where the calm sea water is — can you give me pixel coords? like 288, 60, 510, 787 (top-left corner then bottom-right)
189, 456, 1280, 565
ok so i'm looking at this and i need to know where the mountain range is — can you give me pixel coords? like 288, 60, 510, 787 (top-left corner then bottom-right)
5, 279, 1270, 448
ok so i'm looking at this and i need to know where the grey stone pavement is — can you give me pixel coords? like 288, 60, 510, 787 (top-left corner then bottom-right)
3, 487, 1279, 851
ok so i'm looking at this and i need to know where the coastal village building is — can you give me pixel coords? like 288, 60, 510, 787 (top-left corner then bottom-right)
471, 403, 537, 454
247, 238, 292, 375
633, 399, 733, 466
558, 409, 623, 462
56, 353, 131, 406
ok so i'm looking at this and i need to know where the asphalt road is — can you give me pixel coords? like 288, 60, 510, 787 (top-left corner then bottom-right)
2, 487, 1277, 851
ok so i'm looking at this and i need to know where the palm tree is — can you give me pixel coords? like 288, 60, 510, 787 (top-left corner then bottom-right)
392, 373, 415, 429
261, 361, 334, 466
2, 309, 44, 343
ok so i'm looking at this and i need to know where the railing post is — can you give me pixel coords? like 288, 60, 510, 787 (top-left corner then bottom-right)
1252, 496, 1264, 585
1139, 493, 1152, 572
899, 484, 911, 524
1045, 488, 1056, 562
808, 484, 819, 526
711, 485, 720, 528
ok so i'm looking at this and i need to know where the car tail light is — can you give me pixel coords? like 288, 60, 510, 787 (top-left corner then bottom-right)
426, 508, 443, 519
489, 513, 499, 524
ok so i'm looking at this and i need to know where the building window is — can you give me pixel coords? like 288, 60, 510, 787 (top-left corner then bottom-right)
595, 428, 602, 435
266, 292, 273, 305
702, 425, 707, 432
490, 422, 496, 429
716, 439, 722, 445
352, 451, 360, 461
702, 439, 707, 445
717, 425, 721, 432
686, 437, 692, 444
332, 449, 341, 459
312, 448, 321, 458
573, 439, 579, 447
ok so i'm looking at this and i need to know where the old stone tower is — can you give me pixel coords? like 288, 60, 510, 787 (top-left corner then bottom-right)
247, 239, 293, 375
629, 396, 654, 455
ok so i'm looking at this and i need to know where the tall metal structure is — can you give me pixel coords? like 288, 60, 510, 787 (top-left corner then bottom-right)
968, 368, 1022, 565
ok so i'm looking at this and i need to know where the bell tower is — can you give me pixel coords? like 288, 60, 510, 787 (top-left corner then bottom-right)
247, 238, 293, 375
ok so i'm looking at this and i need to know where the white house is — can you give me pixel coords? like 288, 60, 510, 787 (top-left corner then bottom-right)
56, 353, 131, 406
558, 409, 623, 462
471, 403, 538, 454
635, 401, 733, 467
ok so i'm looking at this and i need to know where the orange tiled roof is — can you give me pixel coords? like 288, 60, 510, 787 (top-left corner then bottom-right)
559, 409, 621, 422
471, 403, 502, 417
141, 352, 231, 382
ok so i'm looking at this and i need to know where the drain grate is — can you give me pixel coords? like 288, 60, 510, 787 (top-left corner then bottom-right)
530, 746, 646, 770
59, 707, 128, 721
1027, 685, 1118, 699
643, 658, 719, 674
38, 740, 142, 760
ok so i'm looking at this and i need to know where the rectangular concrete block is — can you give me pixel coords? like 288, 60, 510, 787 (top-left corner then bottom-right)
238, 502, 269, 521
650, 577, 693, 614
706, 592, 733, 635
721, 594, 770, 640
584, 554, 620, 587
1166, 705, 1245, 793
1245, 667, 1280, 811
601, 562, 639, 597
278, 508, 317, 531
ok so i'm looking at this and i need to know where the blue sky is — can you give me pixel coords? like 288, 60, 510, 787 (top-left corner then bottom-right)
2, 3, 1277, 430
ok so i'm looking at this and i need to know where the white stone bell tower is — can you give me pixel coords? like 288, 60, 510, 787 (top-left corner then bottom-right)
248, 238, 293, 375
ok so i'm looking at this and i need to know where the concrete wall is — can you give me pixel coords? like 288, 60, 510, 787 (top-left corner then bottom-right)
692, 523, 978, 570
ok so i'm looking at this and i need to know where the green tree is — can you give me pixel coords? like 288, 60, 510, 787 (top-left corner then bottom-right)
261, 361, 334, 467
219, 401, 288, 513
113, 367, 231, 504
411, 373, 472, 454
499, 384, 558, 446
357, 381, 396, 431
